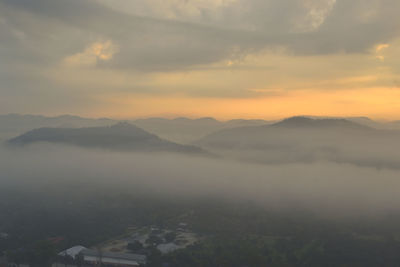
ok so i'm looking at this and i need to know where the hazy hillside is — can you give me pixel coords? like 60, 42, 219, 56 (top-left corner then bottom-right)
8, 122, 205, 154
272, 116, 371, 129
0, 114, 116, 141
195, 116, 400, 168
3, 113, 400, 145
132, 117, 272, 143
0, 114, 272, 144
310, 116, 400, 130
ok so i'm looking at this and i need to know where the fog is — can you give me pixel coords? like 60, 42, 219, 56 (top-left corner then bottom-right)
196, 121, 400, 170
2, 143, 400, 219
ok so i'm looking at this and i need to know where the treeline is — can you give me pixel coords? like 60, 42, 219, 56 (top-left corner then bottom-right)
148, 234, 400, 267
3, 186, 400, 267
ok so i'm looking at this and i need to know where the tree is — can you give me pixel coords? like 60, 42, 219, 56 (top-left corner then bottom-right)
146, 235, 163, 246
127, 241, 143, 252
164, 232, 177, 243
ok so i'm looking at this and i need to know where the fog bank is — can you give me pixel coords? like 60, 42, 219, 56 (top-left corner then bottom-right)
1, 144, 400, 218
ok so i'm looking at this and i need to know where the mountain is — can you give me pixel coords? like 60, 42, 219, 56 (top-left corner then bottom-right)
295, 115, 399, 130
272, 116, 370, 129
195, 116, 400, 168
0, 114, 116, 142
132, 117, 272, 143
196, 116, 374, 149
0, 114, 272, 144
7, 122, 206, 154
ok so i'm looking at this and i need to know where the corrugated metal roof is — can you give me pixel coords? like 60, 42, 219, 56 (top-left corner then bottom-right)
81, 249, 146, 264
58, 246, 87, 259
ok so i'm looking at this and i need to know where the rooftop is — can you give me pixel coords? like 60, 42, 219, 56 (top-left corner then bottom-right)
81, 249, 146, 264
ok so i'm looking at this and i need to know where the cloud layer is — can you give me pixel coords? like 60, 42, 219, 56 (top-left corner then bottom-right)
0, 0, 399, 117
2, 0, 400, 70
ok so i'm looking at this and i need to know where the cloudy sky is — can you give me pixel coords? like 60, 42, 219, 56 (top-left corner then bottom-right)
1, 0, 399, 119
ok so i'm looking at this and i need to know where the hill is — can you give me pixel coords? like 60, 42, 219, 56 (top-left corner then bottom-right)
132, 117, 272, 143
0, 114, 116, 142
195, 116, 400, 168
0, 114, 272, 144
272, 116, 370, 129
8, 122, 205, 154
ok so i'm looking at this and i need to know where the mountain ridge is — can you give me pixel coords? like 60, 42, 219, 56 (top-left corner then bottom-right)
271, 116, 372, 130
7, 122, 206, 155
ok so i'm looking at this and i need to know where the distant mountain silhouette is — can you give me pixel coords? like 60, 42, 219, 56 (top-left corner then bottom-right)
271, 116, 370, 130
194, 116, 400, 168
133, 117, 272, 143
0, 114, 273, 144
0, 114, 116, 141
8, 122, 206, 154
197, 117, 377, 147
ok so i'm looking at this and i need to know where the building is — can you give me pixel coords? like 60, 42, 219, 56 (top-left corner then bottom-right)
58, 245, 87, 259
80, 249, 146, 267
52, 246, 86, 267
156, 243, 180, 254
51, 264, 77, 267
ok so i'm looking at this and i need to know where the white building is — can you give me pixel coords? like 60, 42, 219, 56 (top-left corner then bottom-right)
157, 243, 180, 254
80, 249, 146, 267
58, 245, 86, 259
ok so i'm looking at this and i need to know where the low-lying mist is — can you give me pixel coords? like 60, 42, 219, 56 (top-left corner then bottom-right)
196, 121, 400, 170
1, 143, 400, 219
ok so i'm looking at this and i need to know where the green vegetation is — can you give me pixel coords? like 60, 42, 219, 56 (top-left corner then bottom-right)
2, 185, 400, 266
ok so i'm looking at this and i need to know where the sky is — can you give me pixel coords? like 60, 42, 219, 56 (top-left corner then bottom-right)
0, 0, 400, 120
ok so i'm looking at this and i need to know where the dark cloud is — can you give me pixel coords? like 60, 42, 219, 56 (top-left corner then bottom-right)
1, 0, 399, 71
0, 0, 399, 113
0, 0, 259, 71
